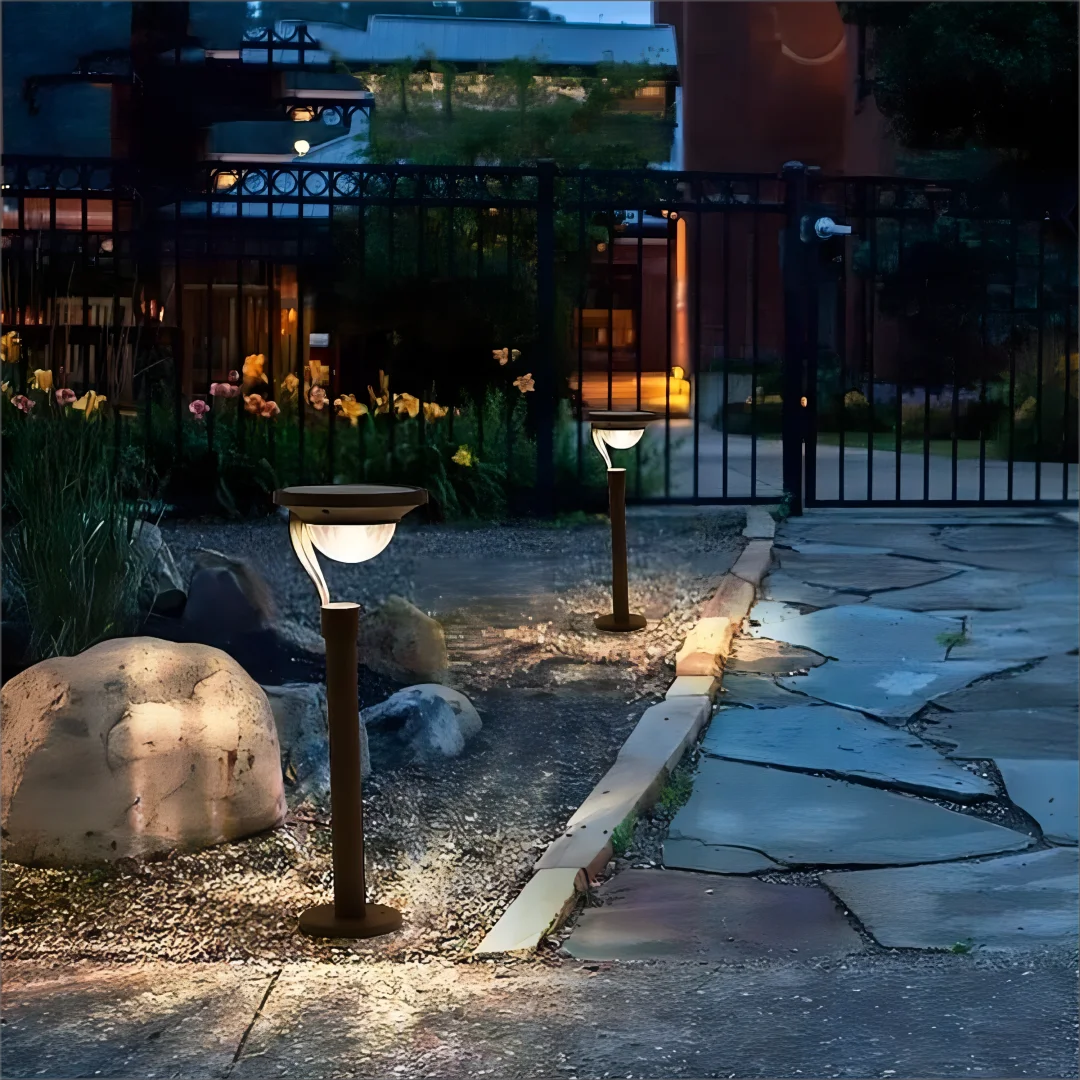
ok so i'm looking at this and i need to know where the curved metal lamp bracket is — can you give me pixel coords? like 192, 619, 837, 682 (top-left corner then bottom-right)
591, 427, 613, 470
289, 514, 331, 607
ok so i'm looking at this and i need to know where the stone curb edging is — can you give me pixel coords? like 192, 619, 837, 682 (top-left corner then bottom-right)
474, 507, 777, 956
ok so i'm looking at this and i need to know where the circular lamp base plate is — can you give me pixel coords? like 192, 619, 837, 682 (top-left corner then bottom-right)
298, 902, 402, 940
595, 612, 647, 633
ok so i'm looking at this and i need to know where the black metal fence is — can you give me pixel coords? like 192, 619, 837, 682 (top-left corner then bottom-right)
2, 155, 1076, 515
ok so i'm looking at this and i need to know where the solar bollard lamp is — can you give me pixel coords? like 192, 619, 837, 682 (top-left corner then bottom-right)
589, 410, 656, 633
275, 483, 427, 939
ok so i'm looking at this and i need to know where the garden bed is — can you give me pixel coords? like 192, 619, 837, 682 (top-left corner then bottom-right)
2, 509, 744, 967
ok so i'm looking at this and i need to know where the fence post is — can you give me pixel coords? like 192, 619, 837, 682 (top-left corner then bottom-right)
535, 158, 556, 517
781, 161, 808, 516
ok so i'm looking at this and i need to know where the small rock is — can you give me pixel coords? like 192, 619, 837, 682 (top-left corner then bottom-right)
132, 521, 186, 617
362, 684, 481, 763
358, 596, 449, 684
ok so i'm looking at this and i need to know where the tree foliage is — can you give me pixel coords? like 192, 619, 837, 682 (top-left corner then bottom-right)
357, 60, 674, 168
840, 2, 1078, 174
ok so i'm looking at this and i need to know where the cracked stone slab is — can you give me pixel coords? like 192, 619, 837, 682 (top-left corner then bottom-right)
996, 760, 1079, 844
946, 608, 1078, 663
928, 708, 1079, 761
775, 554, 959, 594
701, 705, 994, 800
764, 570, 869, 609
779, 659, 1021, 722
666, 758, 1032, 869
935, 654, 1079, 715
748, 605, 961, 664
938, 525, 1078, 554
863, 569, 1034, 612
718, 672, 817, 709
823, 848, 1079, 950
786, 542, 895, 556
564, 870, 863, 961
726, 636, 828, 675
748, 600, 807, 626
662, 837, 782, 875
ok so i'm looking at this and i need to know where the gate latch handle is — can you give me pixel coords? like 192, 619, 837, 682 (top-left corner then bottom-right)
812, 216, 852, 240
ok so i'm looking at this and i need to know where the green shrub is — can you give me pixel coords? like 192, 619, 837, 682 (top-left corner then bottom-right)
2, 390, 143, 662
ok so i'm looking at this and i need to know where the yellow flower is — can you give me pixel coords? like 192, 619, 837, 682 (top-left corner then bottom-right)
242, 353, 266, 383
844, 389, 868, 408
72, 390, 106, 417
493, 347, 521, 366
281, 372, 300, 395
1, 381, 9, 397
513, 373, 535, 394
1014, 396, 1037, 424
451, 444, 474, 467
423, 401, 448, 422
307, 359, 329, 387
0, 331, 19, 364
368, 369, 390, 414
335, 393, 369, 426
31, 369, 53, 392
394, 392, 420, 419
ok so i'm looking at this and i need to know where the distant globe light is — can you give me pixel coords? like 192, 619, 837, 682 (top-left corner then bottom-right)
294, 139, 310, 156
322, 108, 342, 127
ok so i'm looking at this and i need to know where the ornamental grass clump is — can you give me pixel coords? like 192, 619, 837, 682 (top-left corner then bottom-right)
2, 384, 143, 662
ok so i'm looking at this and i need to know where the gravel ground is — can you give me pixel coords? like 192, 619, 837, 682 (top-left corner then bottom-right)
1, 509, 745, 970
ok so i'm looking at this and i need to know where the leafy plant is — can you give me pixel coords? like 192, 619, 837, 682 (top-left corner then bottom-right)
936, 627, 970, 650
610, 812, 637, 857
2, 390, 144, 662
658, 771, 694, 815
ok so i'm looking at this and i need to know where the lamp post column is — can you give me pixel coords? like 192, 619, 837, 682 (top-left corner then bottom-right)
608, 467, 630, 625
321, 601, 365, 920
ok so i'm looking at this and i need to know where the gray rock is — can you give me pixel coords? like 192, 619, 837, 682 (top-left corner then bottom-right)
132, 520, 186, 617
996, 759, 1079, 844
667, 758, 1032, 869
362, 684, 481, 763
779, 658, 1019, 722
823, 848, 1079, 950
702, 705, 995, 800
928, 708, 1079, 761
749, 604, 961, 664
184, 551, 275, 638
564, 870, 862, 961
934, 653, 1079, 715
262, 682, 370, 796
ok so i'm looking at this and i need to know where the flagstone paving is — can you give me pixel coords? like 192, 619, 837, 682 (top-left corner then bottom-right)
701, 704, 995, 800
928, 707, 1079, 760
778, 658, 1022, 722
995, 759, 1080, 844
748, 603, 962, 663
564, 870, 862, 962
823, 848, 1079, 951
664, 758, 1031, 871
630, 509, 1075, 974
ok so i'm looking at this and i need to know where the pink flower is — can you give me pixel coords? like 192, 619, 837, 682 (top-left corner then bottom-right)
260, 399, 280, 418
244, 393, 266, 415
210, 382, 240, 398
189, 399, 210, 420
55, 388, 77, 406
310, 386, 328, 411
228, 369, 240, 384
12, 394, 34, 413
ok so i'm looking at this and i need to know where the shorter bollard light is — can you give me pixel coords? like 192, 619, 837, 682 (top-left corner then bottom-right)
274, 483, 427, 939
589, 410, 656, 633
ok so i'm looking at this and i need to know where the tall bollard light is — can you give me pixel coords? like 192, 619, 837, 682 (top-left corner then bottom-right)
275, 484, 427, 939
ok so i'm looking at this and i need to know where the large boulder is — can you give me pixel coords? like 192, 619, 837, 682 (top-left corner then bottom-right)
132, 521, 186, 617
1, 637, 286, 867
262, 681, 371, 800
363, 684, 481, 766
358, 596, 448, 684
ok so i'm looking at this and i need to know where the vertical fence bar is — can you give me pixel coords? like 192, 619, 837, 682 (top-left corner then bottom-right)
606, 207, 614, 411
1007, 212, 1017, 501
951, 353, 960, 501
721, 200, 730, 499
357, 181, 367, 483
866, 181, 876, 502
535, 159, 556, 516
664, 210, 672, 500
803, 174, 819, 507
80, 187, 89, 396
297, 170, 306, 484
577, 175, 586, 485
837, 181, 848, 502
751, 179, 760, 500
205, 169, 215, 456
894, 185, 903, 501
1063, 292, 1073, 500
1035, 215, 1045, 500
174, 198, 184, 465
978, 220, 988, 502
692, 182, 702, 502
781, 162, 807, 515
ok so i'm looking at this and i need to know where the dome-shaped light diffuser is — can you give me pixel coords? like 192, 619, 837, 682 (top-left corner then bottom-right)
307, 522, 396, 564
